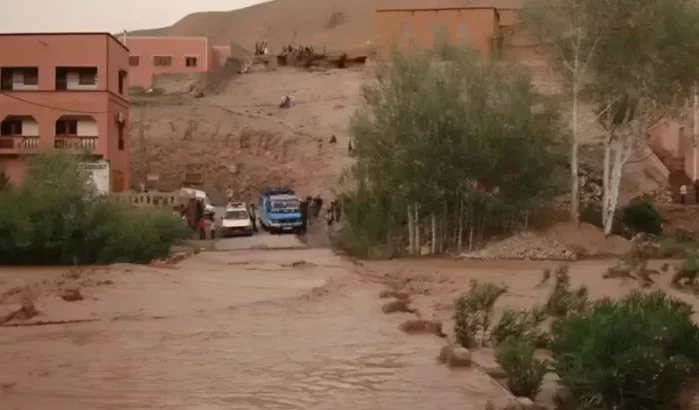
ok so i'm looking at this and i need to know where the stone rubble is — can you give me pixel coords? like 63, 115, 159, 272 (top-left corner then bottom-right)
460, 232, 576, 261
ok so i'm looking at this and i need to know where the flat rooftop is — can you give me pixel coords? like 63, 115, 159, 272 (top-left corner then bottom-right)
0, 32, 128, 51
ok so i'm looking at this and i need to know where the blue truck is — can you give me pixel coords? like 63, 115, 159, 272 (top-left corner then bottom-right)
258, 188, 304, 234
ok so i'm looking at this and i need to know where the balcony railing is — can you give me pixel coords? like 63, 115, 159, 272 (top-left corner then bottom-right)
54, 136, 97, 152
0, 136, 40, 153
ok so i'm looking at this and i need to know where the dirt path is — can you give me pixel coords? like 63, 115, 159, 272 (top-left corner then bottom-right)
0, 249, 502, 410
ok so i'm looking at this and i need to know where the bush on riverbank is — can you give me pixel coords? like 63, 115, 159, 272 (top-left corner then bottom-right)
550, 290, 699, 410
456, 266, 699, 409
0, 151, 190, 265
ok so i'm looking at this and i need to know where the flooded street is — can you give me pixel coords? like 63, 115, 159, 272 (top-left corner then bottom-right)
0, 242, 502, 410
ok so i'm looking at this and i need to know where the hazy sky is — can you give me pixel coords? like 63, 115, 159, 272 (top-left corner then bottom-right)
1, 0, 268, 33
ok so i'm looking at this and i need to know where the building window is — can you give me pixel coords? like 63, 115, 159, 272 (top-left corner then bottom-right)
55, 119, 78, 135
459, 22, 469, 38
153, 56, 172, 66
0, 67, 39, 90
118, 123, 125, 150
0, 119, 22, 136
403, 24, 410, 36
22, 68, 38, 85
118, 70, 127, 94
129, 56, 140, 66
185, 57, 198, 67
78, 68, 97, 85
55, 67, 97, 90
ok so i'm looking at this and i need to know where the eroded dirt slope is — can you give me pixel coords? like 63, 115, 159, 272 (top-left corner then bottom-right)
130, 67, 365, 202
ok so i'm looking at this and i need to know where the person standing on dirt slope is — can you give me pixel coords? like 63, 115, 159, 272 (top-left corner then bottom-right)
313, 196, 323, 218
680, 184, 688, 204
325, 202, 335, 229
299, 198, 309, 234
333, 199, 342, 223
305, 196, 314, 226
248, 204, 258, 233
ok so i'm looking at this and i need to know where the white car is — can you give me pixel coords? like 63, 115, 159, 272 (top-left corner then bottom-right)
220, 203, 254, 237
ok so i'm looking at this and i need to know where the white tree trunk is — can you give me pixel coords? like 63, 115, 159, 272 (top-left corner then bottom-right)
407, 204, 415, 255
457, 198, 464, 252
468, 205, 475, 251
430, 213, 437, 255
571, 80, 581, 225
413, 203, 420, 255
602, 134, 634, 236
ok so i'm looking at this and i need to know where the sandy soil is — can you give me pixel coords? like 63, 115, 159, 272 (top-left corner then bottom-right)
360, 257, 698, 338
130, 66, 364, 203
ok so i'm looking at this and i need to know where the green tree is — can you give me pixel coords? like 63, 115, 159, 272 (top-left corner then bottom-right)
336, 45, 564, 257
0, 150, 190, 265
522, 0, 699, 235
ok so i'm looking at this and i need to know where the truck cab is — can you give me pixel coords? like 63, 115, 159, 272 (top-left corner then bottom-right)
258, 188, 303, 234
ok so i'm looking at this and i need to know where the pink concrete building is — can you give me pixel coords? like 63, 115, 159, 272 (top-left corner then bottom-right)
0, 32, 130, 192
124, 36, 230, 88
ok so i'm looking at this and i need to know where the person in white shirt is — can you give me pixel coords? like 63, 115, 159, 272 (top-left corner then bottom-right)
680, 184, 688, 204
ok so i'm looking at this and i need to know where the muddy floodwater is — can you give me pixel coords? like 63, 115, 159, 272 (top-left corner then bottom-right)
0, 242, 504, 410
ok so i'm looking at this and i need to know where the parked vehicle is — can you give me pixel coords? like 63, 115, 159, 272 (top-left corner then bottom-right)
220, 203, 254, 237
180, 187, 215, 215
258, 188, 303, 234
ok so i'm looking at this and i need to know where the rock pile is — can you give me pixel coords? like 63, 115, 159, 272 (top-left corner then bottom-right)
461, 232, 576, 261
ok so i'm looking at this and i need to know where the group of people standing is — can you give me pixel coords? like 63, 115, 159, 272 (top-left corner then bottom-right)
298, 196, 342, 234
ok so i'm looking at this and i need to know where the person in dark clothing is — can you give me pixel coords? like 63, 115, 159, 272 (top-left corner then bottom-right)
305, 196, 314, 226
299, 199, 309, 234
333, 199, 341, 223
313, 196, 323, 218
249, 204, 258, 233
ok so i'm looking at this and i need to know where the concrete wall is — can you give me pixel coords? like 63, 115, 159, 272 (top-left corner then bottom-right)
0, 33, 130, 191
376, 7, 498, 56
125, 37, 215, 87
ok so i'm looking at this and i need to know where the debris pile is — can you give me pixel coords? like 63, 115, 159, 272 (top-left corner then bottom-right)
461, 232, 576, 261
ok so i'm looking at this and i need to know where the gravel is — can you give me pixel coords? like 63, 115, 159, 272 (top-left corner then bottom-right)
460, 231, 577, 261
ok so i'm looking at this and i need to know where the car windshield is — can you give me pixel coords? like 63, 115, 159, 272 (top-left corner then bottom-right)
269, 200, 299, 213
224, 210, 248, 220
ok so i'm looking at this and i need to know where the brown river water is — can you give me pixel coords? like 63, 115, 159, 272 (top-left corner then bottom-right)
0, 244, 506, 410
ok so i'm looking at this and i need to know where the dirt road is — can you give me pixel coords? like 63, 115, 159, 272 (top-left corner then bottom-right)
0, 244, 502, 409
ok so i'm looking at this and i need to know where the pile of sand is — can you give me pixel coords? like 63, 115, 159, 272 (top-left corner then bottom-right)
543, 221, 631, 257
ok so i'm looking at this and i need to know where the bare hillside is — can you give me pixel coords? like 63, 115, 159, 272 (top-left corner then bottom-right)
127, 0, 521, 52
130, 67, 366, 203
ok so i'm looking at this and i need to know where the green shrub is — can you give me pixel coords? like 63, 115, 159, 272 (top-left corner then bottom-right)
672, 251, 699, 286
550, 290, 699, 410
544, 265, 589, 317
0, 151, 191, 265
491, 307, 549, 347
580, 205, 628, 237
0, 168, 10, 191
453, 280, 507, 348
622, 200, 662, 235
495, 338, 548, 399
